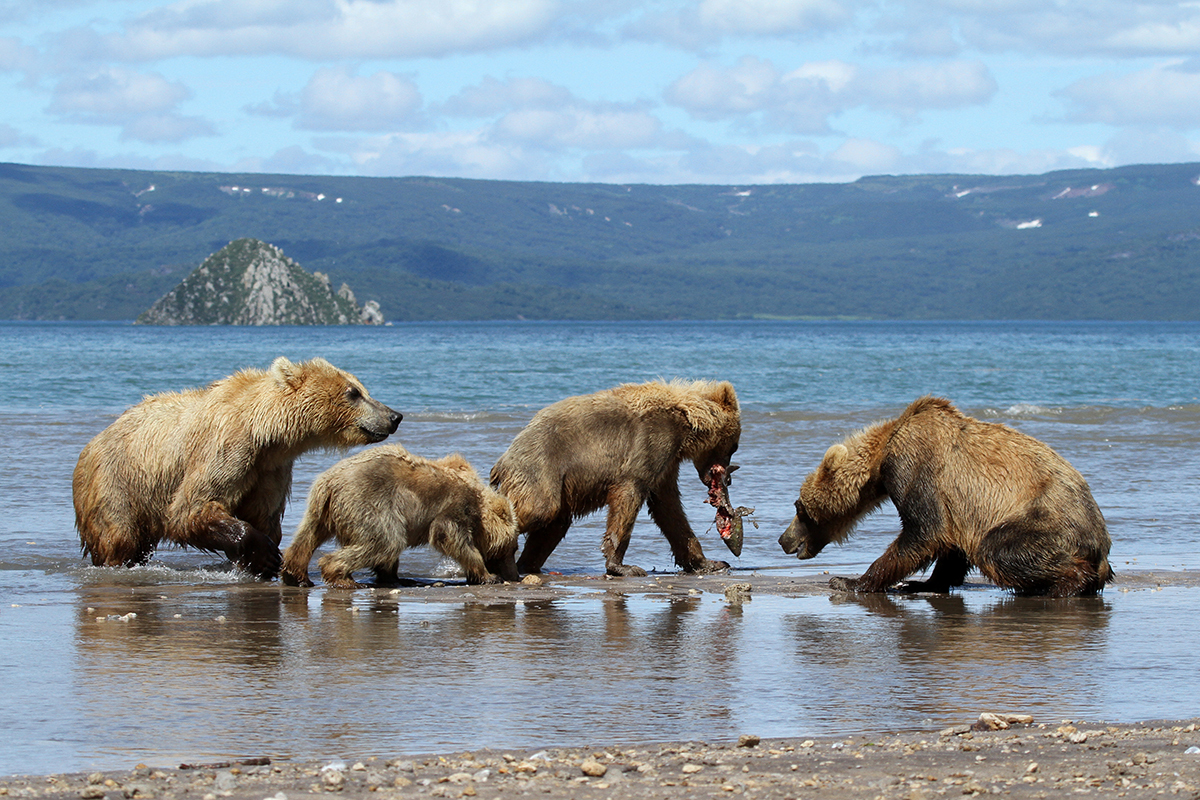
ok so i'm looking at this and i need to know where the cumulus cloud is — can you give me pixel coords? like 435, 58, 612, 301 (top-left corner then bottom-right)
317, 129, 551, 180
0, 122, 37, 148
442, 76, 573, 117
291, 66, 423, 131
892, 0, 1200, 57
623, 0, 853, 50
664, 56, 996, 132
97, 0, 560, 60
47, 67, 215, 142
1056, 62, 1200, 129
696, 0, 852, 35
442, 76, 666, 150
0, 36, 38, 73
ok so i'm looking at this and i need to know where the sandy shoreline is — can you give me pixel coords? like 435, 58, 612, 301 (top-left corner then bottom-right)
4, 719, 1199, 799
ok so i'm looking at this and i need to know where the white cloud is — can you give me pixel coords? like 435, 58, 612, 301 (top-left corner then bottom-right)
443, 76, 573, 117
49, 67, 189, 118
318, 129, 550, 180
494, 106, 663, 149
0, 36, 38, 73
47, 67, 215, 143
440, 76, 666, 150
665, 56, 996, 132
0, 122, 37, 148
101, 0, 561, 60
1057, 62, 1200, 129
829, 137, 902, 171
296, 67, 423, 131
696, 0, 851, 35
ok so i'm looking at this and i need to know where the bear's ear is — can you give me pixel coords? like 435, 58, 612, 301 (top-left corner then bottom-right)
819, 443, 848, 473
708, 381, 739, 412
269, 357, 304, 390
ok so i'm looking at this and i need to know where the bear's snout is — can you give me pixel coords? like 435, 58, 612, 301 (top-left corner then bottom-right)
779, 516, 813, 558
385, 407, 402, 433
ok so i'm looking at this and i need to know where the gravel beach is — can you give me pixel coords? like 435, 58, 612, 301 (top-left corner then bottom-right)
4, 719, 1199, 800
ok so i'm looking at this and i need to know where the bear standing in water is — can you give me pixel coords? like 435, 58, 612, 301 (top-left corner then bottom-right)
74, 357, 401, 579
491, 379, 742, 577
280, 445, 519, 589
778, 396, 1112, 597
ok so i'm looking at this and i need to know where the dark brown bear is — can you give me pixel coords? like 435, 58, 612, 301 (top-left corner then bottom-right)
74, 357, 401, 578
778, 396, 1112, 597
491, 379, 742, 577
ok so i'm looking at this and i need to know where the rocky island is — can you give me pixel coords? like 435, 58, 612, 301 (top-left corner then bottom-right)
136, 238, 384, 325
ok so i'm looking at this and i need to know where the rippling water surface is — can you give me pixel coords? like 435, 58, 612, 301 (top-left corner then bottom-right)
1, 320, 1198, 774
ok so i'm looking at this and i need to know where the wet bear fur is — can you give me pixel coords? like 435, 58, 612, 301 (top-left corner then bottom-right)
490, 379, 741, 577
74, 357, 401, 579
280, 445, 520, 588
778, 396, 1112, 597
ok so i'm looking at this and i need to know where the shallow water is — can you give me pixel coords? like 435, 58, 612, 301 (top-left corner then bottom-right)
6, 578, 1197, 774
1, 320, 1199, 775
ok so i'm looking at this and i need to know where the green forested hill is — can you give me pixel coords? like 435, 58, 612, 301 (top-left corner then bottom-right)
1, 160, 1198, 321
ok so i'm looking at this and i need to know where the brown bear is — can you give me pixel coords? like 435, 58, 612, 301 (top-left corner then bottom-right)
490, 379, 742, 577
74, 357, 401, 579
778, 395, 1112, 597
279, 445, 520, 589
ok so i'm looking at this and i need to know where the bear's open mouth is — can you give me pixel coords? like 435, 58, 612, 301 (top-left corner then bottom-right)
704, 464, 755, 558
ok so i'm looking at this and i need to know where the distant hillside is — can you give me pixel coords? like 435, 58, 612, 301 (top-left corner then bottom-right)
1, 160, 1198, 321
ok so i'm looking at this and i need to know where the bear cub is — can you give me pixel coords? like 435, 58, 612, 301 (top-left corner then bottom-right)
281, 445, 520, 588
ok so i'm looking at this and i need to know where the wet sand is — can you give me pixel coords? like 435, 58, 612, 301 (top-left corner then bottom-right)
7, 569, 1199, 798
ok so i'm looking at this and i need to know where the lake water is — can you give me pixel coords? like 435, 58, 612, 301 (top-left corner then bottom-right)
1, 320, 1198, 775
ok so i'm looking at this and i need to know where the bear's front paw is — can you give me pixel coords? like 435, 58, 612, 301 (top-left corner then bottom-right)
280, 568, 314, 587
829, 576, 860, 592
241, 545, 282, 581
324, 576, 365, 590
607, 562, 648, 578
693, 558, 730, 574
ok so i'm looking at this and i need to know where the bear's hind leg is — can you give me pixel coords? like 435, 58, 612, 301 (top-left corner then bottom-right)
317, 547, 370, 590
603, 483, 650, 577
86, 533, 156, 569
372, 559, 401, 586
977, 521, 1109, 597
430, 518, 498, 585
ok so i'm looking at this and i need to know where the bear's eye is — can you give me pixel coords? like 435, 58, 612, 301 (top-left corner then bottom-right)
345, 386, 362, 402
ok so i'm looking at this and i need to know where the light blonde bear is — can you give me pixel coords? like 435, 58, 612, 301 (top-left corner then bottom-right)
281, 445, 519, 588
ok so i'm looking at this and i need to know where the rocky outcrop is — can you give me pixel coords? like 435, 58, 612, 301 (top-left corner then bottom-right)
136, 238, 384, 326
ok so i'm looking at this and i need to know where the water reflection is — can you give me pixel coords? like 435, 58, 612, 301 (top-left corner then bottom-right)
784, 591, 1112, 727
52, 582, 1195, 775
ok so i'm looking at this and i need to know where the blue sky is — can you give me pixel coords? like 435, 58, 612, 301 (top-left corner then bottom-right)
2, 0, 1199, 184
